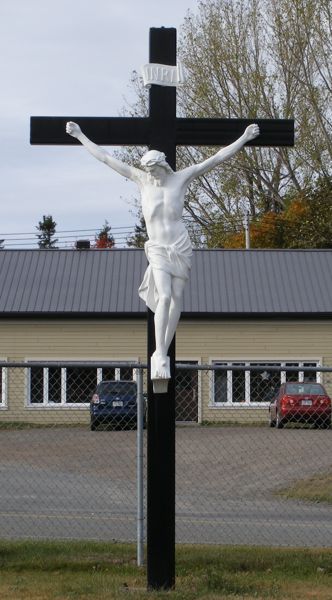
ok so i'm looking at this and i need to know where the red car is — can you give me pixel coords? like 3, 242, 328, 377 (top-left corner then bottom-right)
269, 382, 331, 429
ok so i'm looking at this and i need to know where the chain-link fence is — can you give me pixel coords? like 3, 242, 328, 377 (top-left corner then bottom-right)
0, 361, 332, 554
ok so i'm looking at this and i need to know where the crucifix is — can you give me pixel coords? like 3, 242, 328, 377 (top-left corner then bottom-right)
30, 27, 294, 590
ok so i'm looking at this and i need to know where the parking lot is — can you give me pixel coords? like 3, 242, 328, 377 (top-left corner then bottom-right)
0, 425, 331, 546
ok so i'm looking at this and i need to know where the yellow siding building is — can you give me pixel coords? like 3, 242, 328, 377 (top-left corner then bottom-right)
1, 249, 331, 424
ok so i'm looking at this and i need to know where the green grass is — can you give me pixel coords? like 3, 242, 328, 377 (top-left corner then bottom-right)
277, 469, 332, 505
1, 540, 332, 599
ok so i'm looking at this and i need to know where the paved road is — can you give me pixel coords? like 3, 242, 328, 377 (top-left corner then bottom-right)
0, 426, 331, 547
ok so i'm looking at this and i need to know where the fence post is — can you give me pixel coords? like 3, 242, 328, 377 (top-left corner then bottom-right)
136, 367, 144, 566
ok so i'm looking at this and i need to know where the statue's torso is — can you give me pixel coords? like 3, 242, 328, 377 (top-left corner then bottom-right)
140, 172, 187, 245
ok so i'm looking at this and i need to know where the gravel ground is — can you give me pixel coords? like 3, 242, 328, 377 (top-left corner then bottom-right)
0, 425, 331, 546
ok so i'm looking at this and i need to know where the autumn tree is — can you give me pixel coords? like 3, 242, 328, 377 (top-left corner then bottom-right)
36, 215, 58, 248
119, 0, 331, 248
94, 220, 115, 249
178, 0, 331, 244
223, 178, 332, 248
282, 179, 332, 249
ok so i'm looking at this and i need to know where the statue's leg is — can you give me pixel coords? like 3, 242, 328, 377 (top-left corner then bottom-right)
151, 268, 172, 378
164, 276, 186, 353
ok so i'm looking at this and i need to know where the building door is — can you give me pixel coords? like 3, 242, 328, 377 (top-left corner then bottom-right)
175, 361, 199, 422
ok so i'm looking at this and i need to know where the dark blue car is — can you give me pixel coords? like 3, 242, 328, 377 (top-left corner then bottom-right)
90, 380, 144, 431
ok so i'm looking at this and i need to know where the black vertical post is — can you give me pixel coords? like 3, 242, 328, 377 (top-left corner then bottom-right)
147, 314, 176, 589
147, 28, 177, 590
148, 27, 177, 166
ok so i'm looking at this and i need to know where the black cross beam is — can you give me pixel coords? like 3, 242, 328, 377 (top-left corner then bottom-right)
30, 115, 293, 148
30, 27, 294, 591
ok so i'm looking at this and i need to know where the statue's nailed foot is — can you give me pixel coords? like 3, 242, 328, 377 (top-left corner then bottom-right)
151, 352, 170, 394
151, 352, 170, 379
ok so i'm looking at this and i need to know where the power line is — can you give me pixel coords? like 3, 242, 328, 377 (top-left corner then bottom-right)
1, 231, 136, 243
0, 224, 138, 249
0, 225, 137, 237
3, 233, 133, 244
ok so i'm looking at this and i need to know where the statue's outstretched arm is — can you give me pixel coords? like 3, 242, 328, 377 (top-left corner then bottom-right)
182, 124, 260, 182
66, 121, 139, 181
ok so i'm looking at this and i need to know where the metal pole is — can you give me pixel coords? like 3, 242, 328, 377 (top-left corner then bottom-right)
136, 367, 144, 567
244, 211, 250, 249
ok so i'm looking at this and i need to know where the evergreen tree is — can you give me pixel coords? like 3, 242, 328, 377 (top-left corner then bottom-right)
127, 212, 148, 248
36, 215, 58, 248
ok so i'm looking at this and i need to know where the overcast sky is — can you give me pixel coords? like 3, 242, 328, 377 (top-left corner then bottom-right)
0, 0, 198, 248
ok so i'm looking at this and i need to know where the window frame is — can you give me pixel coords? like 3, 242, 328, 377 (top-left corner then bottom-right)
210, 360, 321, 407
26, 361, 137, 408
0, 361, 7, 408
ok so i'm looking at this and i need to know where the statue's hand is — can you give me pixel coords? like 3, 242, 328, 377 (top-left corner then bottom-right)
244, 124, 260, 141
66, 121, 82, 138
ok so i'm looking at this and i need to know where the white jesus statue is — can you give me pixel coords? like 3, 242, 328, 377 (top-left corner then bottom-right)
66, 121, 260, 382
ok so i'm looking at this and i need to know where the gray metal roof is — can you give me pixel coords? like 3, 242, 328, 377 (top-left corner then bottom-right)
0, 248, 331, 317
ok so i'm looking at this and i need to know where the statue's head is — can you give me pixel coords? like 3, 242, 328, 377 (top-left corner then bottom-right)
140, 150, 173, 173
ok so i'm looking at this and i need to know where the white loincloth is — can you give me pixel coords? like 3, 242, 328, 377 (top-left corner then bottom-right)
138, 230, 192, 313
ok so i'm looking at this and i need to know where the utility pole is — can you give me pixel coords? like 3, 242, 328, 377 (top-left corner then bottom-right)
244, 211, 250, 249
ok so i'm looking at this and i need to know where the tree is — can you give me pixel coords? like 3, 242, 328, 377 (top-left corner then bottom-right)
127, 212, 148, 248
222, 211, 285, 248
94, 220, 115, 248
222, 177, 332, 248
36, 215, 58, 248
282, 179, 332, 249
119, 0, 331, 248
178, 0, 331, 242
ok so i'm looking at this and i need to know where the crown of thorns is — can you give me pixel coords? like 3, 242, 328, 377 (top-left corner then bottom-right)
140, 150, 171, 169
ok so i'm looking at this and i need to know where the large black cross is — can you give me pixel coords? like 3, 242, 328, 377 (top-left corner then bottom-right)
30, 27, 294, 591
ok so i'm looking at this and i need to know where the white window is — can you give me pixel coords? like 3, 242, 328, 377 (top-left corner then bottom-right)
0, 366, 7, 407
212, 361, 320, 406
27, 364, 135, 406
